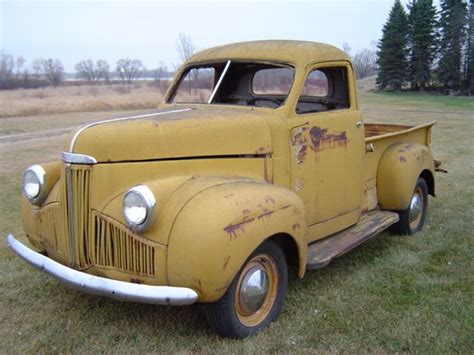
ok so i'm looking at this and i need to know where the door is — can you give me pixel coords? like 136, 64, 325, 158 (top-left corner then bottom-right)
289, 62, 364, 226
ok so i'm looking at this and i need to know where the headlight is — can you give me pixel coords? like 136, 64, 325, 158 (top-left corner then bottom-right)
123, 185, 156, 232
23, 165, 46, 205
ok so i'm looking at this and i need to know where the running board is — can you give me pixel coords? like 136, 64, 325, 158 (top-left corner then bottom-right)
306, 211, 399, 269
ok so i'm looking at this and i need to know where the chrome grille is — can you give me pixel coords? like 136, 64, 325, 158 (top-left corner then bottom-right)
61, 160, 157, 275
65, 164, 92, 269
92, 212, 156, 276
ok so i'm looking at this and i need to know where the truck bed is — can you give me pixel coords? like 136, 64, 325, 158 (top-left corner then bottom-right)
364, 122, 435, 142
362, 121, 436, 211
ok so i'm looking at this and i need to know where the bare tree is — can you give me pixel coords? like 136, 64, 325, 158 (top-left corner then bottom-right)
15, 56, 26, 80
176, 34, 197, 93
33, 58, 64, 86
152, 61, 169, 89
0, 51, 15, 88
97, 60, 110, 83
75, 59, 110, 83
116, 58, 144, 83
32, 58, 43, 80
176, 33, 195, 63
353, 48, 377, 79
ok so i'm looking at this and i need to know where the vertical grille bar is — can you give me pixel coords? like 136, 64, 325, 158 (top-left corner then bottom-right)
65, 164, 76, 267
65, 164, 92, 269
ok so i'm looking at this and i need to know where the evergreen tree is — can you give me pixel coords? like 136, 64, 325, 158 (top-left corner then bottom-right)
437, 0, 468, 91
465, 0, 474, 93
377, 0, 410, 90
408, 0, 438, 90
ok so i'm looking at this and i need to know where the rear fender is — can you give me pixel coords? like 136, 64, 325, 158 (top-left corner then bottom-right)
166, 180, 307, 302
377, 143, 435, 210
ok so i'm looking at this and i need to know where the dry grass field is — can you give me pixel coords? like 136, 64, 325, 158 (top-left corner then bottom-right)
0, 83, 165, 118
0, 88, 473, 352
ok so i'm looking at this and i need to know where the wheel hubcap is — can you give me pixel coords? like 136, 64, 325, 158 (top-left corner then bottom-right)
235, 254, 279, 327
239, 265, 269, 314
409, 187, 423, 229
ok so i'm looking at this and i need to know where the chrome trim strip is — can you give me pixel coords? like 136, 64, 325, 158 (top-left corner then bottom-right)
69, 108, 192, 152
62, 152, 97, 165
6, 234, 199, 306
208, 60, 231, 104
65, 164, 76, 268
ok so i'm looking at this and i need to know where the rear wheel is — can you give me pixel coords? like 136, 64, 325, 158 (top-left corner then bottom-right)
204, 240, 287, 338
391, 177, 428, 235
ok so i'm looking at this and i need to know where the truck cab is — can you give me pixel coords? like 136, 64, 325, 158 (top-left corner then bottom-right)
8, 40, 437, 338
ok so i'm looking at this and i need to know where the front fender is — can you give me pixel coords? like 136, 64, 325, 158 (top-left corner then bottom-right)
166, 179, 307, 302
377, 143, 435, 210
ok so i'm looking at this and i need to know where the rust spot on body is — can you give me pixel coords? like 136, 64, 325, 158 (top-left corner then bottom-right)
291, 127, 309, 164
224, 205, 292, 237
265, 196, 276, 204
310, 126, 348, 151
398, 143, 415, 153
215, 281, 230, 293
223, 256, 230, 271
399, 156, 407, 162
292, 222, 300, 231
255, 146, 270, 154
257, 210, 274, 220
224, 217, 255, 238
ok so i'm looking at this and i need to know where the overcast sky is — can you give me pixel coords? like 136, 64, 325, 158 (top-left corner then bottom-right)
1, 0, 432, 72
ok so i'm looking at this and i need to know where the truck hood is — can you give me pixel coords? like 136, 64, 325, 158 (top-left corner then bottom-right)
64, 107, 273, 163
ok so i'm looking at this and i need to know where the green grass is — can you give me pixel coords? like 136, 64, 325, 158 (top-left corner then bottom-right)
0, 94, 473, 352
362, 91, 474, 111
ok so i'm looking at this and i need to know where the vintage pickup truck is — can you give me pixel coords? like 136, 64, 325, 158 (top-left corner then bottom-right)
7, 40, 439, 338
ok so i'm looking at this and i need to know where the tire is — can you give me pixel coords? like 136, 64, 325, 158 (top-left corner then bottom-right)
391, 177, 428, 235
204, 240, 288, 338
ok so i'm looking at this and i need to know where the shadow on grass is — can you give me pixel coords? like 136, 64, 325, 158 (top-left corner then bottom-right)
43, 230, 407, 341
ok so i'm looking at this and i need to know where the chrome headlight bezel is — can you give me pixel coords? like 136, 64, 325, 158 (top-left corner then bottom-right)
123, 185, 156, 232
23, 165, 46, 205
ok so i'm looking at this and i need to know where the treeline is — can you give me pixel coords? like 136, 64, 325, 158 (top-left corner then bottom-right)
0, 53, 64, 89
377, 0, 474, 95
0, 52, 174, 90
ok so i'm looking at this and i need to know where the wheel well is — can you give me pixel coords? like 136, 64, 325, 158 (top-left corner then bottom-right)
420, 169, 435, 196
270, 234, 299, 268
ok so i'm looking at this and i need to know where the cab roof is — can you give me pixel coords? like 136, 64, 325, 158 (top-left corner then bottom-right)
187, 40, 350, 68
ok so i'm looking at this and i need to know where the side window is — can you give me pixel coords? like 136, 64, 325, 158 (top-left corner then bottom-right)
301, 70, 329, 97
296, 66, 350, 114
172, 67, 215, 103
252, 68, 293, 95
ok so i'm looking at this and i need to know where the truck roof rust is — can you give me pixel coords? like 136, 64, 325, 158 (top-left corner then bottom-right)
187, 40, 351, 67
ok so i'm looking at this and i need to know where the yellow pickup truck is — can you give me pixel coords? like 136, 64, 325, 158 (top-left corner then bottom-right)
7, 40, 440, 338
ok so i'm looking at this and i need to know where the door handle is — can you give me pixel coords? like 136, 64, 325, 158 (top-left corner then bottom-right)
356, 121, 362, 128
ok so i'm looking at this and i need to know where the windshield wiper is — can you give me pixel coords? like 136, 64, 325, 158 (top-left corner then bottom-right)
208, 60, 231, 104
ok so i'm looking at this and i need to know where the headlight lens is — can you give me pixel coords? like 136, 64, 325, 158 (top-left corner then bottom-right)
23, 165, 46, 205
123, 185, 156, 232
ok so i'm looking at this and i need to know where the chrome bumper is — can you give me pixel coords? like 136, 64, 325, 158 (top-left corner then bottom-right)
6, 234, 198, 306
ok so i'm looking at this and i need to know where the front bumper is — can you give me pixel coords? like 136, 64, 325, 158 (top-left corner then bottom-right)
6, 234, 198, 306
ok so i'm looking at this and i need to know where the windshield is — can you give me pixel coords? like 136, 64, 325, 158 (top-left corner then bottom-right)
168, 61, 294, 109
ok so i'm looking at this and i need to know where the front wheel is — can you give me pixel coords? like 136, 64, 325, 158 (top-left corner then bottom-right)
391, 177, 428, 235
204, 240, 288, 338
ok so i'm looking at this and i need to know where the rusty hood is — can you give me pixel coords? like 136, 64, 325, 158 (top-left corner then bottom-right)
64, 106, 273, 162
